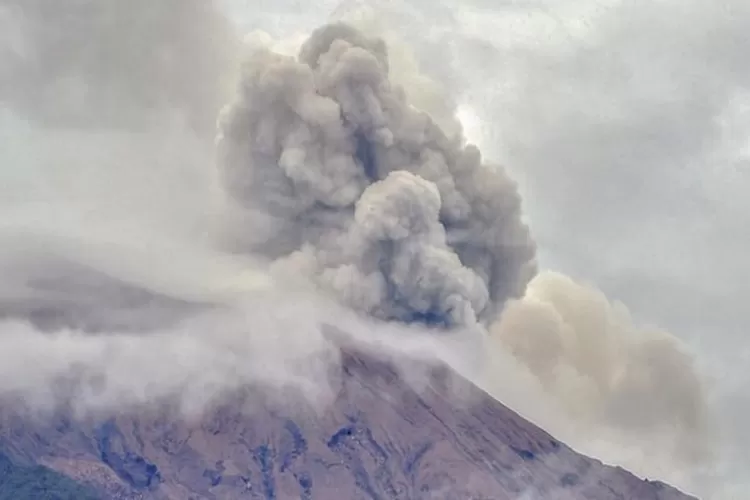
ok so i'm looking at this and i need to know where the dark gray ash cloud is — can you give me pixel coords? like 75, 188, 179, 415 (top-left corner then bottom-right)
217, 23, 536, 327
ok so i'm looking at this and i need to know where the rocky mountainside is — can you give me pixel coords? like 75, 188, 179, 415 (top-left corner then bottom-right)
0, 342, 697, 500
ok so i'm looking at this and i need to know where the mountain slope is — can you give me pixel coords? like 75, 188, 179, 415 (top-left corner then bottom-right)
0, 452, 99, 500
0, 341, 696, 499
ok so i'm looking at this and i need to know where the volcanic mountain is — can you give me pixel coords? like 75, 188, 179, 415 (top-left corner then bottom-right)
0, 330, 696, 500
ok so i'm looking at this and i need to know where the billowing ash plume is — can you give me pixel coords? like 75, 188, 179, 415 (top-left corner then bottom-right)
488, 272, 710, 463
217, 23, 536, 327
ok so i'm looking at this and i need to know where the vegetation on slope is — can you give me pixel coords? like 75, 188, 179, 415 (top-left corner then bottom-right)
0, 452, 100, 500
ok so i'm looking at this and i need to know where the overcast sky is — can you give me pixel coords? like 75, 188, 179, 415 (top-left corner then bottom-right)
229, 0, 750, 494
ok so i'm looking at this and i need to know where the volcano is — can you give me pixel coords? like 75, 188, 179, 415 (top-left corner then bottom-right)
0, 333, 696, 500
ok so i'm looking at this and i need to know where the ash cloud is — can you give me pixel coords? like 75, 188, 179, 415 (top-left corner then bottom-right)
217, 23, 536, 327
488, 272, 710, 464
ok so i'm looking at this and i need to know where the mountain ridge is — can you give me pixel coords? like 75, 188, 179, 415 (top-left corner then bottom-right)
0, 336, 697, 499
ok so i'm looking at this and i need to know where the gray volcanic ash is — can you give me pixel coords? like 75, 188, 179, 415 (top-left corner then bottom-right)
217, 23, 536, 328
